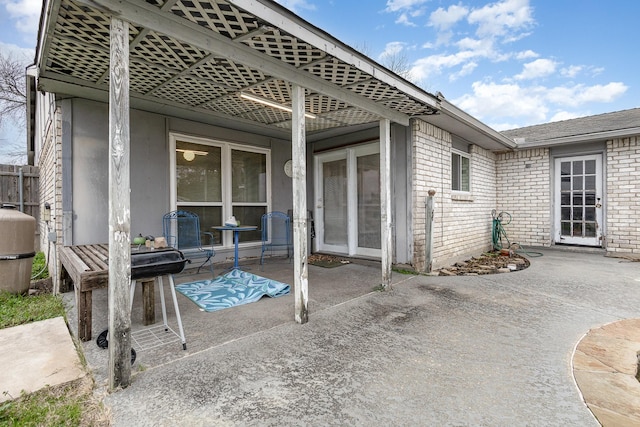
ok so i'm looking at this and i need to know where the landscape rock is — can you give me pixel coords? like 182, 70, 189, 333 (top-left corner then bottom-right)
435, 251, 530, 276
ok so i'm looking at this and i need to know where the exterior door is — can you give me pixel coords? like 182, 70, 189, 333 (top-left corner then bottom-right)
554, 154, 603, 246
314, 143, 381, 257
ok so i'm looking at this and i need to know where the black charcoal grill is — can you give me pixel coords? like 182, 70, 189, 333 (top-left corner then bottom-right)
131, 248, 190, 280
97, 247, 190, 354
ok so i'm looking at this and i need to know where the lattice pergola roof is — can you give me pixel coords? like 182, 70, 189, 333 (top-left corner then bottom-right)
36, 0, 441, 137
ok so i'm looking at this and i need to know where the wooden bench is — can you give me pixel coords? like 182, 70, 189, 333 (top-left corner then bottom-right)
59, 244, 155, 341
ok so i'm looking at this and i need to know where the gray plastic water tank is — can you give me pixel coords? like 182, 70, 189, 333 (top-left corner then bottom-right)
0, 204, 36, 294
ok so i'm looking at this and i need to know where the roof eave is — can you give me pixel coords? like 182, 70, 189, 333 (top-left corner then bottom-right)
516, 127, 640, 149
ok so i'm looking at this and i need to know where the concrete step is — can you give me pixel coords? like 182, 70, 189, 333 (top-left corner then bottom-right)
0, 316, 86, 403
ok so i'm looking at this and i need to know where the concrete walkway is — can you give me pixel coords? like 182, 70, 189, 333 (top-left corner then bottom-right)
75, 249, 640, 425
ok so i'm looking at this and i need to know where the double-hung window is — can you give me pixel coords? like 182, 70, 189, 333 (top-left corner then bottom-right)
451, 149, 470, 192
171, 134, 269, 246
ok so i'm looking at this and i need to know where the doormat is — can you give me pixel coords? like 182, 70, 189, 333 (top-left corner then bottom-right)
175, 269, 290, 313
308, 254, 350, 268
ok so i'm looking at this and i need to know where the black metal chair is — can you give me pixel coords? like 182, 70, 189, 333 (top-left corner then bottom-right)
162, 210, 215, 276
260, 211, 292, 269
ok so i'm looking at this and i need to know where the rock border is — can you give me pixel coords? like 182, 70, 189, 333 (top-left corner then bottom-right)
436, 252, 530, 276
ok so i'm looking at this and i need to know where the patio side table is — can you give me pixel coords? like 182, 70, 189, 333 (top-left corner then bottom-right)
212, 225, 258, 269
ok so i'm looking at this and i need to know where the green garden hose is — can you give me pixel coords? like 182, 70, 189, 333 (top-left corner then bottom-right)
491, 210, 543, 257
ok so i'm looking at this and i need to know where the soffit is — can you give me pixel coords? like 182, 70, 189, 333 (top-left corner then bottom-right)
37, 0, 439, 136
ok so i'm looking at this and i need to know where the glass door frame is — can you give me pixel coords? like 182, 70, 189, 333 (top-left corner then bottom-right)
553, 154, 603, 246
314, 142, 381, 258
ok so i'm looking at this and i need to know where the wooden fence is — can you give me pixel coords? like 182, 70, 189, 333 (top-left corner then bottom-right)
0, 164, 40, 246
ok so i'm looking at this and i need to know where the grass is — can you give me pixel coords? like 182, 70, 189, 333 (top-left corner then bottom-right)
1, 383, 83, 427
0, 291, 66, 329
0, 269, 109, 426
31, 252, 49, 281
0, 376, 108, 427
392, 266, 420, 275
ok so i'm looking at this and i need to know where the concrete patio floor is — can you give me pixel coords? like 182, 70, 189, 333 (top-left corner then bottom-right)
64, 256, 390, 385
61, 249, 640, 426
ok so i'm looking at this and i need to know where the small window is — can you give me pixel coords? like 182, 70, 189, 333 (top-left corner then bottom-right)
451, 151, 470, 192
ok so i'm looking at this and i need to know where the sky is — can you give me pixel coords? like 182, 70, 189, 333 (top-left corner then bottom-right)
0, 0, 638, 163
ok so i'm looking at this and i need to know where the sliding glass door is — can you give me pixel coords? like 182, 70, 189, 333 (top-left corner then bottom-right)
314, 143, 381, 257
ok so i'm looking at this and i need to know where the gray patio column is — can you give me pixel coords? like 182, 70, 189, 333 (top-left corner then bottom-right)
108, 17, 132, 390
291, 84, 309, 323
380, 118, 392, 289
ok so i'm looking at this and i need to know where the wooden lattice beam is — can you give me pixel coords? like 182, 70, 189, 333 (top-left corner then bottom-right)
71, 0, 411, 126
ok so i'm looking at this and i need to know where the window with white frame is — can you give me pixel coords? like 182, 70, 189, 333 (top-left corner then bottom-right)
451, 150, 470, 192
171, 135, 269, 246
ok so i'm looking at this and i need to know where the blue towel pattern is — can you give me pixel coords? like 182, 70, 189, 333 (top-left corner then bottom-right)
175, 269, 290, 312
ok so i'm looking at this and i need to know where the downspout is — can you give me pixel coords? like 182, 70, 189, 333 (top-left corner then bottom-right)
424, 189, 436, 272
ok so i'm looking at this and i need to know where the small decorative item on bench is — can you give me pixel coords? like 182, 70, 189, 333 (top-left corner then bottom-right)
133, 233, 146, 246
153, 236, 167, 249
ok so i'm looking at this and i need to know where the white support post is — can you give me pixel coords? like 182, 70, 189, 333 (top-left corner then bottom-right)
380, 119, 392, 289
108, 17, 132, 391
291, 84, 309, 324
425, 190, 436, 273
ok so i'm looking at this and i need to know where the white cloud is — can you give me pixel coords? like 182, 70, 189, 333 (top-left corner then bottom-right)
408, 1, 536, 85
561, 65, 583, 78
546, 82, 628, 107
514, 58, 557, 80
379, 41, 407, 60
428, 4, 469, 31
385, 0, 429, 13
3, 0, 41, 35
0, 41, 34, 60
549, 111, 582, 122
490, 122, 523, 131
410, 35, 511, 83
454, 81, 549, 124
410, 50, 478, 81
452, 80, 628, 127
454, 37, 508, 61
449, 62, 477, 81
467, 0, 534, 39
395, 12, 417, 27
274, 0, 316, 13
516, 50, 538, 60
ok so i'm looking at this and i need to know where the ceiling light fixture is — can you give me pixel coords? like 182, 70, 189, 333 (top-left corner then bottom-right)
240, 92, 316, 119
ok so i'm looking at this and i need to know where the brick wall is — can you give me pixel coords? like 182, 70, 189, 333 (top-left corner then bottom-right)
412, 119, 497, 270
606, 136, 640, 254
37, 106, 63, 276
495, 148, 551, 248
